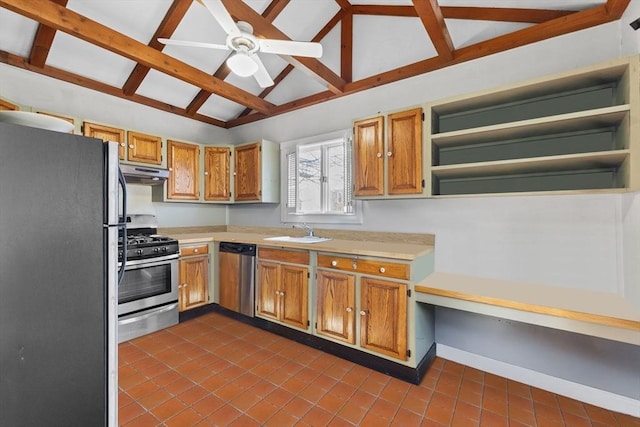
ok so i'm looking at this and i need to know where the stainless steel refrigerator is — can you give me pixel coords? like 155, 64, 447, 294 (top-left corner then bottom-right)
0, 122, 125, 426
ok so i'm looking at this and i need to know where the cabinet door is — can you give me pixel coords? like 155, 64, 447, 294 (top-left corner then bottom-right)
316, 270, 355, 344
168, 140, 199, 200
353, 116, 384, 196
360, 277, 407, 360
280, 265, 308, 329
83, 122, 125, 160
204, 146, 231, 201
387, 108, 423, 195
218, 251, 240, 312
127, 131, 162, 165
179, 255, 209, 312
256, 261, 280, 320
234, 142, 261, 201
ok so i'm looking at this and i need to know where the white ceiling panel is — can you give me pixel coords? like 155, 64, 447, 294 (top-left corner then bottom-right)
198, 94, 247, 122
66, 0, 173, 44
265, 68, 327, 105
46, 32, 136, 88
0, 9, 37, 57
439, 0, 604, 9
320, 23, 341, 76
353, 15, 435, 81
272, 1, 340, 41
447, 20, 531, 49
136, 70, 202, 109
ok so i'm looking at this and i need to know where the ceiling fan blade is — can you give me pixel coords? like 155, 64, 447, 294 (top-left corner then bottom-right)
199, 0, 241, 38
158, 38, 229, 50
259, 39, 323, 58
251, 54, 274, 88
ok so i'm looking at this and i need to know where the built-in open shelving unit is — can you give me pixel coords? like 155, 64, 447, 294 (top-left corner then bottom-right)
426, 56, 639, 197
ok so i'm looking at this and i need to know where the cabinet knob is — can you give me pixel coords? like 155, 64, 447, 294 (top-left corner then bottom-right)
346, 307, 353, 312
379, 267, 386, 273
204, 171, 209, 175
169, 167, 173, 172
331, 260, 338, 267
359, 310, 367, 316
352, 263, 358, 270
376, 152, 382, 158
129, 144, 134, 149
182, 283, 188, 287
120, 142, 125, 147
194, 248, 199, 253
386, 151, 393, 157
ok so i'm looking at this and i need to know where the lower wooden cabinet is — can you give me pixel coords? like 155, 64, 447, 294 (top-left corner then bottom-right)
316, 270, 355, 344
360, 277, 407, 360
256, 248, 309, 330
178, 245, 209, 312
316, 264, 409, 361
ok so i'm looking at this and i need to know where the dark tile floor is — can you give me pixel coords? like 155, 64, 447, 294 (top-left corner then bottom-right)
118, 312, 639, 426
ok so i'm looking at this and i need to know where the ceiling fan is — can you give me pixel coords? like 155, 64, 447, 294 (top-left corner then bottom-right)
158, 0, 323, 88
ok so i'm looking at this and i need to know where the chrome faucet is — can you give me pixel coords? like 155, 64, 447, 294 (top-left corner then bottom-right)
292, 223, 314, 237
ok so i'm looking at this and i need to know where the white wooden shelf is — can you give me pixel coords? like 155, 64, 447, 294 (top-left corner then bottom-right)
431, 150, 629, 179
431, 105, 629, 149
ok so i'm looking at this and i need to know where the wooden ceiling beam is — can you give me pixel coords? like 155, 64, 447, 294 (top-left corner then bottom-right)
341, 11, 353, 83
227, 3, 621, 128
122, 0, 192, 96
334, 0, 352, 11
220, 0, 346, 94
0, 49, 227, 127
27, 0, 67, 67
350, 5, 576, 24
0, 0, 274, 114
605, 0, 631, 18
236, 9, 346, 119
412, 0, 454, 61
441, 7, 576, 24
185, 0, 289, 117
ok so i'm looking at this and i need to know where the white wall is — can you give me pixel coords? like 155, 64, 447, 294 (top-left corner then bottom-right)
228, 18, 639, 297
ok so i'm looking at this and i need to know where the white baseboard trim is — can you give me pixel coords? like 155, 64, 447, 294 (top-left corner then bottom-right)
437, 344, 640, 417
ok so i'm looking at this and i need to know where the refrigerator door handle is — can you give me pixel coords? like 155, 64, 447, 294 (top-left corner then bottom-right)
117, 166, 127, 285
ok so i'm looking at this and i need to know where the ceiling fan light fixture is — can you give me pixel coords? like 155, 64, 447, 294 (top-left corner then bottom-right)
227, 51, 258, 77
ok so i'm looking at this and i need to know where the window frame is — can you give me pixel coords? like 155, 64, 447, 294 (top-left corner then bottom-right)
280, 129, 363, 225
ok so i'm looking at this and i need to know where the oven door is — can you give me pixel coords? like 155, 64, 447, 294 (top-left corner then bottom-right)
118, 255, 178, 316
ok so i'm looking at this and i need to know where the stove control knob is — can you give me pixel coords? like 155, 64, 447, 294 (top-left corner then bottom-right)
153, 248, 159, 253
136, 249, 143, 255
162, 247, 168, 252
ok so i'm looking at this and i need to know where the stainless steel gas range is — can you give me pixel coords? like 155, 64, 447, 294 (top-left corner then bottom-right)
117, 216, 179, 342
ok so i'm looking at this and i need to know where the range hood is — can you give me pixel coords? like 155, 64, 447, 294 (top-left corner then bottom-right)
120, 164, 169, 185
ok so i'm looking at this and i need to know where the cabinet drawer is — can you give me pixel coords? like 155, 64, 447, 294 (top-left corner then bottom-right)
179, 244, 209, 256
317, 254, 409, 280
258, 247, 309, 265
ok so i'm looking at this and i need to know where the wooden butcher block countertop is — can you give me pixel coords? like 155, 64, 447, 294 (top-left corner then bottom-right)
163, 227, 434, 261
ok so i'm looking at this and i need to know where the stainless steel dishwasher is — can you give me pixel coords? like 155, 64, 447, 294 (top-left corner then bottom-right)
218, 242, 256, 316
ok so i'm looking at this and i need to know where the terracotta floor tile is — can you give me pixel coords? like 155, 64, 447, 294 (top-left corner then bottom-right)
165, 408, 202, 427
118, 312, 635, 427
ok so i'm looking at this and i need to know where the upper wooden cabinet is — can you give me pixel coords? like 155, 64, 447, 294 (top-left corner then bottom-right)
127, 131, 162, 165
353, 108, 424, 199
233, 140, 280, 203
167, 140, 199, 200
204, 146, 231, 202
83, 122, 125, 159
353, 116, 384, 196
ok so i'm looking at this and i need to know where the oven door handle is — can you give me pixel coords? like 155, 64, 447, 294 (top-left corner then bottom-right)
118, 303, 178, 325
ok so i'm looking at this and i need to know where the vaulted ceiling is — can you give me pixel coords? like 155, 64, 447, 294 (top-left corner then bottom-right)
0, 0, 630, 128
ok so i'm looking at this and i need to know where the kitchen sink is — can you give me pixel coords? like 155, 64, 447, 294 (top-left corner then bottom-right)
263, 235, 332, 244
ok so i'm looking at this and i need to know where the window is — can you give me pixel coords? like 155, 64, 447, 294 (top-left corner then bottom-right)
281, 130, 362, 224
